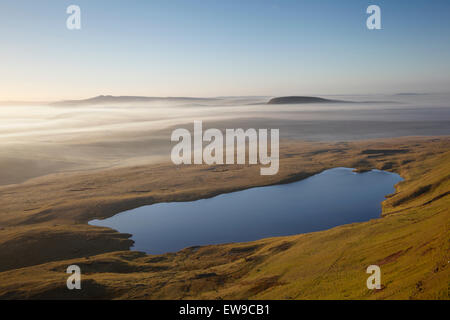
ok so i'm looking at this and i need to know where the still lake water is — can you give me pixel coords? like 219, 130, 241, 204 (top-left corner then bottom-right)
89, 168, 402, 254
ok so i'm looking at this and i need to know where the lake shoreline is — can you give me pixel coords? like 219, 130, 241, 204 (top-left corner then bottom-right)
89, 167, 402, 254
0, 136, 449, 299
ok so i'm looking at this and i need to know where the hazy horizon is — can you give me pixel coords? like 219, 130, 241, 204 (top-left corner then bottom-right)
1, 91, 450, 105
1, 93, 449, 185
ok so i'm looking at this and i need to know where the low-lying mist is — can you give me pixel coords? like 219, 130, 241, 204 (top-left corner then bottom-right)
0, 94, 449, 185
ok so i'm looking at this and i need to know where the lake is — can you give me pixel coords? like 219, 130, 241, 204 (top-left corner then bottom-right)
89, 168, 403, 254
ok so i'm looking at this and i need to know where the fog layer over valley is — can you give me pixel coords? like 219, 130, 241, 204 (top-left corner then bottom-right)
1, 94, 449, 185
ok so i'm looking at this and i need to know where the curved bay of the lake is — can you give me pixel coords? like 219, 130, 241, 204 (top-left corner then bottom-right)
89, 167, 402, 254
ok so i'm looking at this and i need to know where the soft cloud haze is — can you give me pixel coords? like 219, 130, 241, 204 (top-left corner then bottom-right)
1, 0, 450, 100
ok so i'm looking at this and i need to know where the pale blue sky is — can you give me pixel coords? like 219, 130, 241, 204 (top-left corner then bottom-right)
1, 0, 449, 100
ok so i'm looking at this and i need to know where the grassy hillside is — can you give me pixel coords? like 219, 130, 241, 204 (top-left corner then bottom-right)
0, 137, 448, 299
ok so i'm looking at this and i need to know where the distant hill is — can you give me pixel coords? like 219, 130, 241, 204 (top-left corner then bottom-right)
52, 95, 218, 106
394, 92, 429, 96
267, 96, 348, 105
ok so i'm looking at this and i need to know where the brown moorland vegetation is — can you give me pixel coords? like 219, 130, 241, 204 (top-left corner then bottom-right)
0, 136, 448, 299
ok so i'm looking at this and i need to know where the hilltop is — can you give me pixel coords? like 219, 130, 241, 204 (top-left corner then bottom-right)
267, 96, 348, 104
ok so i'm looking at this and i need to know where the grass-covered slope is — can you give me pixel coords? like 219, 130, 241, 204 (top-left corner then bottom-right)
0, 137, 448, 299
